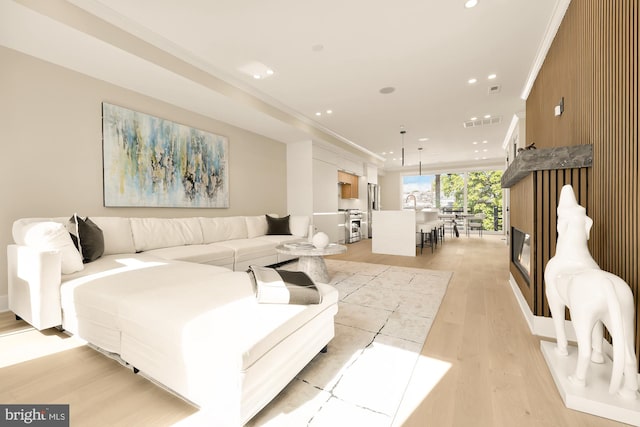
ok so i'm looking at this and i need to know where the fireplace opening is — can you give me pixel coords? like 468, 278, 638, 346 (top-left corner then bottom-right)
511, 227, 531, 285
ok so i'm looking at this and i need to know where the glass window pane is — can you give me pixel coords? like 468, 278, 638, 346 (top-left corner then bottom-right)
440, 173, 465, 213
466, 170, 503, 231
402, 170, 503, 232
402, 175, 436, 209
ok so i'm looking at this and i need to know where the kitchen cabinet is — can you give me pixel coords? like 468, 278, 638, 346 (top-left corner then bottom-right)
315, 159, 339, 212
338, 171, 359, 199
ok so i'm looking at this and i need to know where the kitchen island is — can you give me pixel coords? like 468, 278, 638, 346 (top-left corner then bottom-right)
371, 210, 416, 256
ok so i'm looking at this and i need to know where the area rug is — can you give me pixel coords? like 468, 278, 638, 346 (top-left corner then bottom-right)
248, 260, 452, 427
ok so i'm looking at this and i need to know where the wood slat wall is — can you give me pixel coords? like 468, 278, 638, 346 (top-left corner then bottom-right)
516, 0, 639, 370
532, 168, 590, 316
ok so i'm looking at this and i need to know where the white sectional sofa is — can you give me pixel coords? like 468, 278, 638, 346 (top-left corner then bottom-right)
7, 214, 339, 426
107, 214, 311, 271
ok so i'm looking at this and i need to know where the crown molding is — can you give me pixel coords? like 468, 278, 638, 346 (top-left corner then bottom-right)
520, 0, 572, 100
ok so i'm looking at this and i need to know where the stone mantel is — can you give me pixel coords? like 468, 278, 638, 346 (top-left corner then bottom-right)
501, 144, 593, 188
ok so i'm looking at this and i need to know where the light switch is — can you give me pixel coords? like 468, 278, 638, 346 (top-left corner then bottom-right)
554, 105, 562, 116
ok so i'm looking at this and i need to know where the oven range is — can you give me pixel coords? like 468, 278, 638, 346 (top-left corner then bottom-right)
341, 209, 362, 243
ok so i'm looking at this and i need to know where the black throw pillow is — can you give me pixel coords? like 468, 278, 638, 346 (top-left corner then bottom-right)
69, 215, 105, 263
265, 215, 292, 235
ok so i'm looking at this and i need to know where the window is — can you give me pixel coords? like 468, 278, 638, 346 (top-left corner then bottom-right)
440, 173, 465, 212
402, 175, 436, 210
403, 170, 504, 231
466, 170, 503, 231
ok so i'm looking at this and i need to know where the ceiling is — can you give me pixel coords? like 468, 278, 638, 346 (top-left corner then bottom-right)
2, 0, 567, 171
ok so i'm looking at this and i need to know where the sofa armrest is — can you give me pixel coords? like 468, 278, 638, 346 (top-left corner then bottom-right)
7, 244, 62, 330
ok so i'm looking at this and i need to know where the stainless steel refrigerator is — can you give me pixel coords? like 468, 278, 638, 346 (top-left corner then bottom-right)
367, 183, 380, 237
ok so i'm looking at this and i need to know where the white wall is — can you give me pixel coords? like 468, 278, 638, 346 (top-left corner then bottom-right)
0, 47, 289, 305
286, 141, 313, 216
379, 171, 402, 210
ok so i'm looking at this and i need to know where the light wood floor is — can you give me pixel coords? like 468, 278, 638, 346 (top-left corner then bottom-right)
0, 235, 628, 426
328, 236, 626, 427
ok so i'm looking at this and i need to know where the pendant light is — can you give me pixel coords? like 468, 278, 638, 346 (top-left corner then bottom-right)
418, 147, 423, 175
400, 127, 406, 166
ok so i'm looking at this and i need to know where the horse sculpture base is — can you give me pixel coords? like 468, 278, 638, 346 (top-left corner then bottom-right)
541, 341, 640, 426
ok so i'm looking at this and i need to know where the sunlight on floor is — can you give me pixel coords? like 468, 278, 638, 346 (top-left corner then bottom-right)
170, 342, 453, 426
0, 329, 86, 368
392, 355, 452, 426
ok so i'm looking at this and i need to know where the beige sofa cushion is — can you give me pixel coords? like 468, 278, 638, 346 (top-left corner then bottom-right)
200, 217, 248, 243
90, 217, 135, 255
257, 235, 304, 245
245, 215, 269, 238
17, 221, 84, 274
289, 216, 310, 237
212, 239, 276, 262
130, 218, 204, 252
145, 244, 235, 266
12, 217, 67, 244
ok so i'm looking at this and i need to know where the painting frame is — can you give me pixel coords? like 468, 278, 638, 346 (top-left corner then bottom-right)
102, 102, 229, 208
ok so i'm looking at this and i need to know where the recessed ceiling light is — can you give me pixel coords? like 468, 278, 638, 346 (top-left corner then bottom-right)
315, 112, 322, 116
472, 141, 478, 145
418, 137, 429, 142
389, 151, 394, 154
483, 148, 488, 152
482, 140, 488, 144
468, 78, 477, 84
484, 114, 491, 119
240, 61, 276, 80
465, 0, 478, 8
488, 73, 497, 80
482, 156, 487, 160
470, 116, 478, 121
379, 86, 396, 94
326, 109, 333, 114
474, 150, 479, 153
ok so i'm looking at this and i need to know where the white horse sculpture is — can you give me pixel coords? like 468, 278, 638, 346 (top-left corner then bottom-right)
544, 185, 638, 399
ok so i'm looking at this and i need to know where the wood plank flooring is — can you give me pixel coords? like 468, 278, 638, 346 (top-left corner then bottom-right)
0, 235, 628, 426
326, 236, 626, 427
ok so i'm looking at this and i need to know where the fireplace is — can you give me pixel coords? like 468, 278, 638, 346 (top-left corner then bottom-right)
511, 227, 531, 285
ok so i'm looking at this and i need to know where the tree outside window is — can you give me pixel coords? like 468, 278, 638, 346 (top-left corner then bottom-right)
440, 173, 465, 211
467, 170, 503, 231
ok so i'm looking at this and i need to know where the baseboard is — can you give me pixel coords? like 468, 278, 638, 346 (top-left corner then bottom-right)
508, 273, 576, 341
0, 294, 8, 312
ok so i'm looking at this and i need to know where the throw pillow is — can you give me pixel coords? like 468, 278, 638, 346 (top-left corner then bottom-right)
69, 214, 105, 263
266, 214, 291, 235
22, 222, 84, 274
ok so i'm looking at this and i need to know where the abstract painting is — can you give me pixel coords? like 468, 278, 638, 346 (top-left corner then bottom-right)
102, 103, 229, 208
